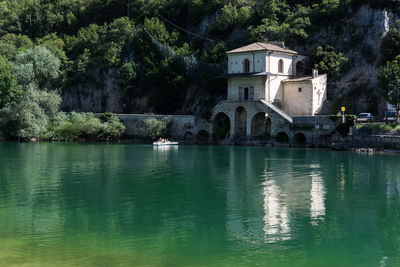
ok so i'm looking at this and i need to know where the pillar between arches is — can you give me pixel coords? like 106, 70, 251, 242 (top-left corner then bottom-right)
229, 115, 235, 138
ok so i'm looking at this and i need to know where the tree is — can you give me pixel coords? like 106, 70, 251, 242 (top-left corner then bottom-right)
0, 55, 21, 109
12, 45, 60, 89
36, 33, 67, 63
0, 33, 33, 60
0, 88, 61, 140
118, 61, 137, 91
381, 20, 400, 63
310, 44, 348, 76
379, 56, 400, 123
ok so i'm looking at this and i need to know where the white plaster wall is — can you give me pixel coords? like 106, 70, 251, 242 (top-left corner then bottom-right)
228, 77, 265, 100
253, 51, 266, 72
312, 74, 328, 115
269, 53, 294, 75
282, 81, 313, 115
228, 52, 266, 73
267, 75, 288, 103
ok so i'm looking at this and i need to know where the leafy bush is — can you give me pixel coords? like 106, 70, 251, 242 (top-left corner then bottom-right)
100, 113, 126, 139
309, 44, 348, 76
45, 112, 125, 141
356, 123, 393, 135
141, 118, 169, 140
0, 88, 61, 140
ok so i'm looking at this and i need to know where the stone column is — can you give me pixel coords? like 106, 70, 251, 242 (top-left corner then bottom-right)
246, 113, 252, 137
229, 115, 235, 138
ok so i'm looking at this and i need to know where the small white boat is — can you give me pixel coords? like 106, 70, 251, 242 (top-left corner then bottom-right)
153, 141, 179, 146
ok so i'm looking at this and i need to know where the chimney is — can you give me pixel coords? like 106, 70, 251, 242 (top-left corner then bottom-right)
269, 41, 285, 48
312, 69, 318, 78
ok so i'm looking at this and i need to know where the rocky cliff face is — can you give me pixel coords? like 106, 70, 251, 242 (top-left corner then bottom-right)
62, 5, 398, 116
306, 5, 398, 115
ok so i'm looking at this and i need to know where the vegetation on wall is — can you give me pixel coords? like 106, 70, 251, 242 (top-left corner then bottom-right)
141, 118, 170, 140
309, 44, 348, 76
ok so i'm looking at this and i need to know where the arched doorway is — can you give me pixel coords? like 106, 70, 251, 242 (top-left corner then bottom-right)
197, 130, 209, 142
296, 61, 305, 76
250, 112, 271, 139
213, 112, 230, 139
184, 131, 194, 140
293, 133, 307, 145
275, 132, 289, 143
234, 106, 247, 137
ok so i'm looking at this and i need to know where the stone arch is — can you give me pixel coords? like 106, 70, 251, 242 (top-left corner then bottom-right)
234, 106, 247, 137
213, 112, 231, 139
278, 59, 284, 73
184, 131, 194, 140
197, 130, 209, 142
275, 131, 289, 143
293, 132, 307, 145
250, 112, 271, 139
296, 61, 305, 76
243, 58, 250, 72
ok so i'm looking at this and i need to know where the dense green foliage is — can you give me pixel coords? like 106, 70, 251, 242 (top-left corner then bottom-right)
0, 88, 61, 139
356, 123, 394, 135
141, 118, 169, 140
379, 56, 400, 122
0, 43, 125, 140
310, 44, 348, 75
44, 112, 125, 141
0, 55, 20, 108
381, 21, 400, 63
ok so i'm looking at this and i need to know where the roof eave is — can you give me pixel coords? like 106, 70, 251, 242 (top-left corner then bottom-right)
226, 49, 298, 55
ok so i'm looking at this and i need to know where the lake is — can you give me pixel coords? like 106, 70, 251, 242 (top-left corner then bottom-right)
0, 142, 400, 266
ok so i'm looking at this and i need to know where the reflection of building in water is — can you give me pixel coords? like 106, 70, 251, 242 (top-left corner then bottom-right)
263, 180, 291, 242
310, 169, 326, 225
225, 150, 329, 244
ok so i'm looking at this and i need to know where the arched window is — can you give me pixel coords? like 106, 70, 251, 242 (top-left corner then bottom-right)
296, 61, 305, 76
243, 59, 250, 73
278, 59, 284, 73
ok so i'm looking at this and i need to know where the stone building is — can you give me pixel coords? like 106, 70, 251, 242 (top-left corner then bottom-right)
212, 42, 330, 143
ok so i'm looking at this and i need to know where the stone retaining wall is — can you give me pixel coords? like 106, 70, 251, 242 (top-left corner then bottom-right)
350, 135, 400, 149
113, 114, 212, 140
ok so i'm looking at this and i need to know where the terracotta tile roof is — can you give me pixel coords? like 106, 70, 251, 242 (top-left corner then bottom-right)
282, 76, 313, 82
226, 42, 298, 55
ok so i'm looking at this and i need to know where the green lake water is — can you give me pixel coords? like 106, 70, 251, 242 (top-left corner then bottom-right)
1, 142, 400, 266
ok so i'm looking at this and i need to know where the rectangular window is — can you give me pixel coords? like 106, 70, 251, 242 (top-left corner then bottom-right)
298, 87, 302, 92
250, 86, 254, 100
239, 87, 243, 100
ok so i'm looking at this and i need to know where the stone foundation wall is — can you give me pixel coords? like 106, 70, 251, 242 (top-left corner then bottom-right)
111, 114, 212, 139
350, 135, 400, 149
